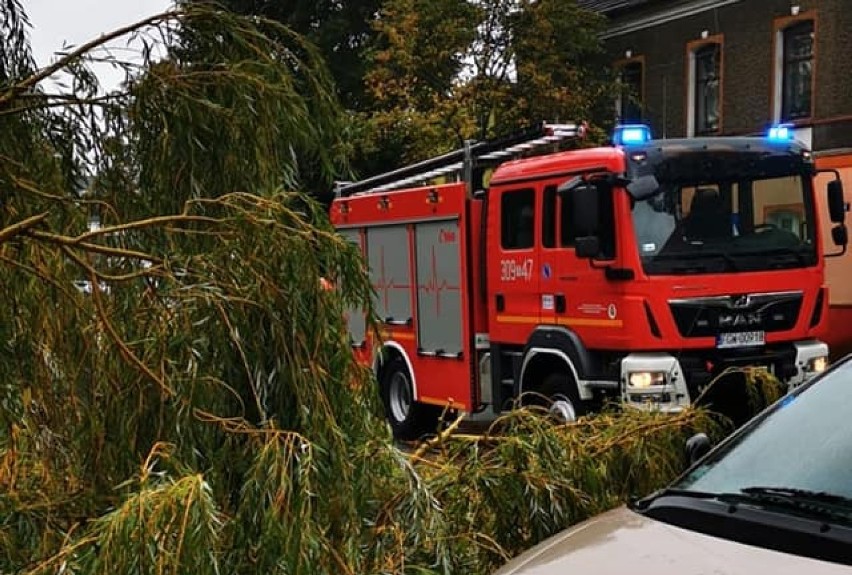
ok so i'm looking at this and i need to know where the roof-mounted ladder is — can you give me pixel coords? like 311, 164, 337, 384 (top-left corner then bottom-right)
334, 121, 587, 197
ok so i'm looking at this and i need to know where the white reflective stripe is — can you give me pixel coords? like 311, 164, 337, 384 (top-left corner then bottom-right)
374, 341, 419, 399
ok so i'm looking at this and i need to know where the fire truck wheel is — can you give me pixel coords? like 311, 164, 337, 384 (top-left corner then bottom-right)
539, 372, 586, 424
380, 356, 441, 441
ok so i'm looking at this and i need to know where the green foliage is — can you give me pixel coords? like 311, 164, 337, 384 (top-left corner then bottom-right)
0, 3, 768, 575
198, 0, 384, 110
0, 3, 382, 573
354, 0, 617, 175
507, 0, 616, 138
77, 467, 223, 575
122, 5, 348, 211
181, 0, 619, 183
0, 190, 386, 574
692, 366, 787, 430
370, 407, 720, 574
354, 0, 481, 174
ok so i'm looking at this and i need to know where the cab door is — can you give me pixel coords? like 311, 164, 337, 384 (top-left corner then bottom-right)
487, 186, 541, 345
542, 177, 624, 336
539, 182, 568, 322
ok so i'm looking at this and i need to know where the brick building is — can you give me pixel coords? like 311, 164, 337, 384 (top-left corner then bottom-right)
580, 0, 852, 355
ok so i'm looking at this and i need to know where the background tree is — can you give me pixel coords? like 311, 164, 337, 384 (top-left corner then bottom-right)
199, 0, 383, 110
355, 0, 481, 175
197, 0, 617, 185
488, 0, 616, 141
356, 0, 617, 177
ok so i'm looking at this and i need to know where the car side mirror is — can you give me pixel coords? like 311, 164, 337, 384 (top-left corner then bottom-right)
828, 179, 847, 224
685, 432, 712, 466
626, 174, 660, 201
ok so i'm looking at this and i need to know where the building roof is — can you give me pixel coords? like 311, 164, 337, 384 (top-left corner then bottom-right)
576, 0, 650, 14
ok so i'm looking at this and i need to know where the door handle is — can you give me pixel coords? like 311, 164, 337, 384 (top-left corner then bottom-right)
555, 294, 566, 314
496, 293, 505, 312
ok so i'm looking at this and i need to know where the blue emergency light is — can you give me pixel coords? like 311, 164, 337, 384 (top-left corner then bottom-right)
767, 123, 794, 142
613, 123, 653, 146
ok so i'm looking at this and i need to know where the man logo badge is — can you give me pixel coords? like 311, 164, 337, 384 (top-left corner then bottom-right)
731, 294, 752, 309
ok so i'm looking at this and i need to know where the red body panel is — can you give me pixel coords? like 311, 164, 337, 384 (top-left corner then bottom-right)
489, 147, 627, 186
332, 182, 477, 411
487, 150, 629, 346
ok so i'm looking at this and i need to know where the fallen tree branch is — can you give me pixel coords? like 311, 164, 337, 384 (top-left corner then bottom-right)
410, 412, 466, 461
0, 213, 48, 243
87, 267, 175, 397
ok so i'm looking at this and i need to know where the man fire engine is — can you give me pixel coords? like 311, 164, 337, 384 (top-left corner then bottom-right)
330, 122, 848, 440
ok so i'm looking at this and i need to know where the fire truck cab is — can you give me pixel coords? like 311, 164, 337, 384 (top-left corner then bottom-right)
331, 122, 849, 440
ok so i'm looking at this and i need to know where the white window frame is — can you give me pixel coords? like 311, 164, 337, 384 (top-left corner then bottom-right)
686, 37, 722, 137
772, 16, 815, 123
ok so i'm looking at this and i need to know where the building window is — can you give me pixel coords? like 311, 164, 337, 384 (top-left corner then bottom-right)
694, 43, 721, 135
617, 59, 643, 123
686, 36, 723, 137
781, 20, 814, 121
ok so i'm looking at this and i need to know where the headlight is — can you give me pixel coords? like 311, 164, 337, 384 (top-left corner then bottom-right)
808, 356, 828, 373
628, 371, 667, 388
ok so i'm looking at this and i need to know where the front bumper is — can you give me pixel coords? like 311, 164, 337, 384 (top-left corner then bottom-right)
619, 340, 829, 411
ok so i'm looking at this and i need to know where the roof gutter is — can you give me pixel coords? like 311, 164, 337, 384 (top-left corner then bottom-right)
600, 0, 743, 39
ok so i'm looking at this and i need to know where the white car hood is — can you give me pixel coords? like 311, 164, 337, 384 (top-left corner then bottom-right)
493, 506, 852, 575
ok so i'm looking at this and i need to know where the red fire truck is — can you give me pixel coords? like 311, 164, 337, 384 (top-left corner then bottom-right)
330, 122, 849, 440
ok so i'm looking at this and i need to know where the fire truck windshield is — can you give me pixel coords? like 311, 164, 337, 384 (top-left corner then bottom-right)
631, 174, 817, 275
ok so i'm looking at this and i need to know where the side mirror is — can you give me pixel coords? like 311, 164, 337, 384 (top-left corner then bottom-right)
685, 432, 712, 466
575, 236, 600, 259
626, 174, 660, 201
832, 224, 848, 247
828, 179, 847, 224
571, 183, 600, 237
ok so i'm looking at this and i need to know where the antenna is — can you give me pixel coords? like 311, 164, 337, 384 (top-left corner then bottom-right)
334, 121, 587, 197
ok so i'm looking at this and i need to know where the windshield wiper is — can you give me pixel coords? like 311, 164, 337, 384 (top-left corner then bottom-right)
650, 250, 738, 271
735, 247, 810, 265
741, 486, 852, 506
633, 485, 852, 523
631, 487, 720, 510
729, 486, 852, 523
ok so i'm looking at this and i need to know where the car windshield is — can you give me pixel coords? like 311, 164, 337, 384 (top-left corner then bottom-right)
631, 175, 817, 274
675, 360, 852, 499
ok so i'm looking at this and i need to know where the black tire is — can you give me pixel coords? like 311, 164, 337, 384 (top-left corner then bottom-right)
379, 356, 442, 441
534, 372, 587, 423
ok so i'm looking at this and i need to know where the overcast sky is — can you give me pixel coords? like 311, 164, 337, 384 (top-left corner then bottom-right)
26, 0, 173, 91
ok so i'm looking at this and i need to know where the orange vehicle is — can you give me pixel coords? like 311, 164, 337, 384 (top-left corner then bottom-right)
330, 122, 849, 440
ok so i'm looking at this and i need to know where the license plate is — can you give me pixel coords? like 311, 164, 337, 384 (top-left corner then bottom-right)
716, 331, 765, 349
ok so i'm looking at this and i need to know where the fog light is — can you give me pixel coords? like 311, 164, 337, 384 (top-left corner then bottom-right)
628, 371, 666, 388
808, 356, 828, 373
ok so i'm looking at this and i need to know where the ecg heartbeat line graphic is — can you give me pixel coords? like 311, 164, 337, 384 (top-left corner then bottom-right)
372, 244, 460, 318
417, 245, 460, 317
373, 246, 411, 312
